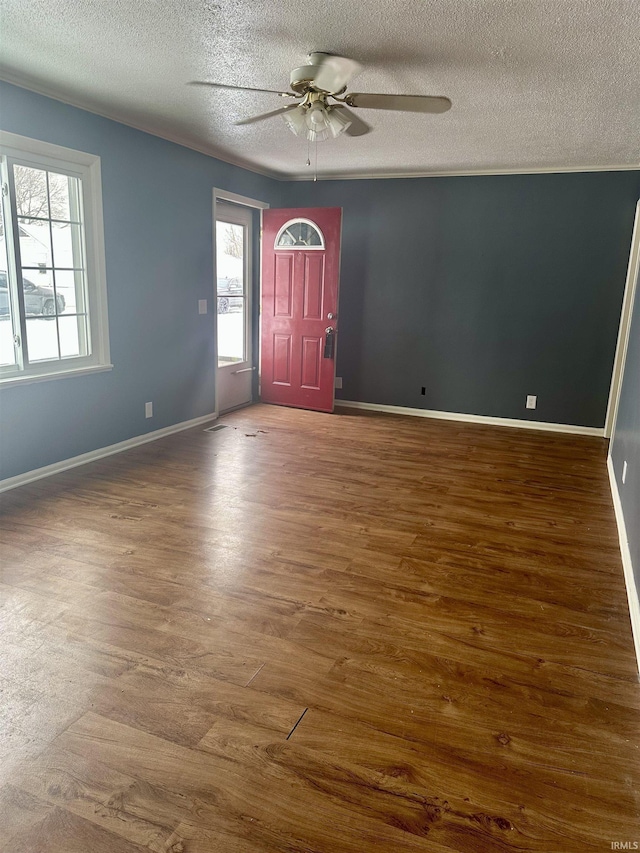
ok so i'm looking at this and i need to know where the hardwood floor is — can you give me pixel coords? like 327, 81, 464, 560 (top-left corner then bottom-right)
0, 403, 638, 852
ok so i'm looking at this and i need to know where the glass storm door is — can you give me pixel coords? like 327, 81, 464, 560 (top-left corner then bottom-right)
216, 202, 253, 413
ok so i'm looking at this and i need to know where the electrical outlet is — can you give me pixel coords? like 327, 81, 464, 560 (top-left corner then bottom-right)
145, 402, 153, 418
622, 460, 628, 484
421, 387, 426, 396
526, 395, 537, 410
334, 376, 343, 389
198, 299, 207, 314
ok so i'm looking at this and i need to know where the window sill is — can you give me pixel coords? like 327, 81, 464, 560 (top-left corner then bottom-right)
0, 363, 114, 389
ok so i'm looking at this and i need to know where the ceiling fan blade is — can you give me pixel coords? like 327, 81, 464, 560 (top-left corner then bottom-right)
189, 81, 299, 98
346, 93, 452, 113
311, 53, 362, 94
331, 105, 372, 137
235, 104, 300, 126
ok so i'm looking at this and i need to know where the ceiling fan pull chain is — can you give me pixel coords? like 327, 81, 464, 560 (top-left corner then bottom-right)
314, 136, 318, 182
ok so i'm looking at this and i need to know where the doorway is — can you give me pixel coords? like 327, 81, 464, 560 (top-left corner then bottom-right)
212, 193, 342, 417
605, 199, 640, 438
215, 201, 254, 414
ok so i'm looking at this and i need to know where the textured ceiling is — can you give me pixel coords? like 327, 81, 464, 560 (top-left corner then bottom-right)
1, 0, 639, 179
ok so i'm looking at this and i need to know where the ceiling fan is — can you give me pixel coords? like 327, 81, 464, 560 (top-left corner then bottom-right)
190, 52, 451, 142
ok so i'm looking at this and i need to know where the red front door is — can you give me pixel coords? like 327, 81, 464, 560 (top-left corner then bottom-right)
260, 207, 342, 413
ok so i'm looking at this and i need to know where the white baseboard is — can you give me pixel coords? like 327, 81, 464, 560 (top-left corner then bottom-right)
335, 400, 604, 437
607, 455, 640, 676
0, 412, 217, 494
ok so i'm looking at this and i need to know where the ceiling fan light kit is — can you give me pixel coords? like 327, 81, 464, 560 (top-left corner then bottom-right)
283, 98, 353, 142
191, 51, 451, 144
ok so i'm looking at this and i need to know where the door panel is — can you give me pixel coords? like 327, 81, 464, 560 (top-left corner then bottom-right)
261, 207, 342, 413
274, 254, 294, 316
303, 255, 325, 320
301, 336, 322, 389
273, 334, 292, 385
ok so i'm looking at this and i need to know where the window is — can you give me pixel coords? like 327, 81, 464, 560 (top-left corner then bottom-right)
216, 214, 250, 366
275, 218, 324, 249
0, 131, 110, 385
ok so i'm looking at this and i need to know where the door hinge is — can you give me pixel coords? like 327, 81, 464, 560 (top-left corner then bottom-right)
2, 183, 8, 197
13, 333, 21, 347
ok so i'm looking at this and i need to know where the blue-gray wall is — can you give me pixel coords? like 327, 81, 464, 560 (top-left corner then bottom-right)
284, 172, 640, 426
2, 80, 640, 484
0, 82, 283, 481
610, 260, 640, 593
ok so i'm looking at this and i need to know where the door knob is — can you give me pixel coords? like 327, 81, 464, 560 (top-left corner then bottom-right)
323, 327, 335, 359
327, 312, 336, 320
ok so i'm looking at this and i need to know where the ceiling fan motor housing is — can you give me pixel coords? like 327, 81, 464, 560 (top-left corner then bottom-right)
290, 52, 341, 94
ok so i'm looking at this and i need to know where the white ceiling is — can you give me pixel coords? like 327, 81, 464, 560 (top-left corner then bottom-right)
1, 0, 639, 180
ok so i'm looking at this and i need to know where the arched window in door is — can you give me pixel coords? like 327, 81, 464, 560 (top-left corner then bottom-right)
275, 218, 325, 249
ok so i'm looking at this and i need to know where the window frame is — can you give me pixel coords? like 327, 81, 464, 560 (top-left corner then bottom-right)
274, 218, 325, 250
0, 130, 111, 386
215, 202, 253, 368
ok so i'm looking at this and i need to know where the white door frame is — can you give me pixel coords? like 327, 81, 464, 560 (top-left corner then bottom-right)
605, 199, 640, 439
212, 189, 269, 417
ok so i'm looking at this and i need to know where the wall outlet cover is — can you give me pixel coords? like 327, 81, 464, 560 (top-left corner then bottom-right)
622, 460, 628, 484
334, 376, 343, 389
145, 402, 153, 418
526, 395, 537, 409
198, 299, 207, 314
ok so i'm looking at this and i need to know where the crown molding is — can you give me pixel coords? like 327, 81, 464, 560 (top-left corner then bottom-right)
1, 74, 638, 183
0, 72, 287, 182
287, 163, 640, 181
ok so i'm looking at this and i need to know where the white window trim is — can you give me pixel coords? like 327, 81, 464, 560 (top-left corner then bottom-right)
216, 201, 253, 369
0, 130, 111, 385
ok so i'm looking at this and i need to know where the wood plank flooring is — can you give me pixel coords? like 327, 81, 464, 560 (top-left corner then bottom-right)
0, 403, 638, 852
